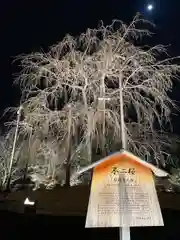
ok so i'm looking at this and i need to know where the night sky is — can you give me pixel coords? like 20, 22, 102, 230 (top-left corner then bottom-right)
0, 0, 180, 131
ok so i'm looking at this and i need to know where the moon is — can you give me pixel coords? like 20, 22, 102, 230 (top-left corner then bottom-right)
147, 4, 153, 11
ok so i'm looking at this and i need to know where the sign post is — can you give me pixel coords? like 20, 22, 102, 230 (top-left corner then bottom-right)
83, 151, 165, 239
119, 75, 131, 240
119, 227, 130, 240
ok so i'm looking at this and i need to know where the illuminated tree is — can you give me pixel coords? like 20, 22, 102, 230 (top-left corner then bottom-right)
2, 14, 180, 189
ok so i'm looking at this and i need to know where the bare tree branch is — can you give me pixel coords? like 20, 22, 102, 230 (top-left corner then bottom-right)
2, 14, 180, 189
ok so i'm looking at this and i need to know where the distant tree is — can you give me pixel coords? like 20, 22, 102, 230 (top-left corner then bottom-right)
2, 14, 180, 189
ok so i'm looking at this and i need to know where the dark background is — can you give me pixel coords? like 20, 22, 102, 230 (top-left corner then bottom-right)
0, 209, 180, 240
0, 0, 180, 130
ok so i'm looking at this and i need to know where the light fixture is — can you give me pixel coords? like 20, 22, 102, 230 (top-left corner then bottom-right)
98, 97, 111, 101
24, 197, 35, 206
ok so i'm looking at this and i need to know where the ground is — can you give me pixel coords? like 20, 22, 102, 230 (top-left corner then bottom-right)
0, 210, 180, 240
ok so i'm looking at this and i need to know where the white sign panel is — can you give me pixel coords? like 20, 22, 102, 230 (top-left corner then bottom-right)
85, 153, 164, 228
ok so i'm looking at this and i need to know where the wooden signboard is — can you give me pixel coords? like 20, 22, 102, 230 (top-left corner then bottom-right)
85, 152, 164, 228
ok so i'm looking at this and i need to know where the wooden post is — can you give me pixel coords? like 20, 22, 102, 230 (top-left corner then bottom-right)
119, 76, 130, 240
6, 105, 23, 190
65, 104, 72, 187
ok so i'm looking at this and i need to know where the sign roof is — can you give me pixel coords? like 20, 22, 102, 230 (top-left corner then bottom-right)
75, 150, 168, 178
